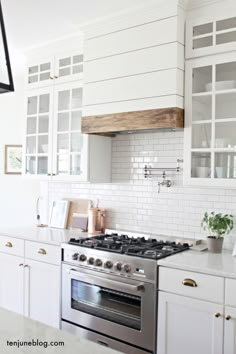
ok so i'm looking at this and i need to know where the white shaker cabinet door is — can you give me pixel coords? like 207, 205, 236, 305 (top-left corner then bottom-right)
0, 253, 24, 315
24, 258, 60, 328
224, 306, 236, 354
157, 292, 224, 354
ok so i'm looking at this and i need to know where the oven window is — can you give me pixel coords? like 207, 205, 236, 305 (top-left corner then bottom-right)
71, 279, 141, 330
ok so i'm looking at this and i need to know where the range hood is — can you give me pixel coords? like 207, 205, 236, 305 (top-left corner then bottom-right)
81, 107, 184, 135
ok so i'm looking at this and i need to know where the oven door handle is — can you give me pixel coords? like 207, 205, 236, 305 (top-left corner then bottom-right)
67, 268, 145, 293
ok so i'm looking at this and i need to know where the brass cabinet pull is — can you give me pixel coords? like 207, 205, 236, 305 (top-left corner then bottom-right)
225, 315, 231, 321
49, 76, 54, 80
182, 278, 197, 287
214, 313, 221, 318
5, 242, 13, 248
38, 248, 47, 255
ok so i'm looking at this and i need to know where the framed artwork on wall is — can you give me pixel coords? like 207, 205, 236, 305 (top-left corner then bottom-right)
4, 145, 22, 175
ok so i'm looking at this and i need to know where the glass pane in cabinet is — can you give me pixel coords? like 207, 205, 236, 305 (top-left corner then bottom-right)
40, 72, 50, 81
28, 65, 38, 74
38, 157, 48, 175
216, 31, 236, 45
191, 152, 211, 178
71, 111, 81, 131
38, 135, 48, 154
25, 156, 36, 174
59, 68, 71, 77
39, 94, 50, 114
57, 133, 69, 153
192, 96, 212, 121
216, 17, 236, 31
73, 55, 83, 64
193, 23, 213, 36
216, 62, 236, 91
71, 133, 83, 152
28, 75, 38, 84
193, 66, 212, 93
27, 96, 37, 115
70, 154, 81, 175
216, 93, 236, 119
72, 88, 82, 109
215, 152, 236, 178
215, 122, 236, 148
59, 57, 71, 67
57, 155, 68, 175
193, 36, 213, 50
27, 117, 37, 134
38, 115, 49, 133
73, 65, 83, 74
192, 123, 211, 148
58, 90, 70, 111
58, 112, 69, 132
26, 136, 36, 154
40, 62, 50, 71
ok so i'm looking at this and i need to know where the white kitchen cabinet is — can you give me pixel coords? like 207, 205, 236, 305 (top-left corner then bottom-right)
24, 62, 111, 182
224, 306, 236, 354
186, 12, 236, 59
26, 49, 83, 89
157, 292, 224, 354
184, 51, 236, 187
24, 259, 60, 328
0, 237, 61, 329
0, 253, 24, 315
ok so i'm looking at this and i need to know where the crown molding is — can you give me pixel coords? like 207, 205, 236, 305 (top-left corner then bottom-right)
187, 0, 223, 10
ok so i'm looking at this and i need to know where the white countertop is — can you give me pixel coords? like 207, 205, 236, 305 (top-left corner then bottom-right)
158, 249, 236, 279
0, 307, 122, 354
0, 226, 88, 246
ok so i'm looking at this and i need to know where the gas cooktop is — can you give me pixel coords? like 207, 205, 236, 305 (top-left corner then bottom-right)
68, 233, 189, 260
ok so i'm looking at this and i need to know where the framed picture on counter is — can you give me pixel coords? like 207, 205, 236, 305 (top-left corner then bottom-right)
4, 145, 22, 175
49, 200, 70, 229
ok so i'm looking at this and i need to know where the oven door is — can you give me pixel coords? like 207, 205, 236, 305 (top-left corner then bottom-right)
62, 263, 156, 352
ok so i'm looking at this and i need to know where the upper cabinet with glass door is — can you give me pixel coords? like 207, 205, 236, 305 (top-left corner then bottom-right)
186, 13, 236, 58
26, 50, 83, 89
184, 52, 236, 187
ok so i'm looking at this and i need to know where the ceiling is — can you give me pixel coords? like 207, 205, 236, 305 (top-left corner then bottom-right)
2, 0, 151, 51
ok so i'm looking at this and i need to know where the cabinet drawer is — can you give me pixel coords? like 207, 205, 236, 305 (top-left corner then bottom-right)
159, 267, 224, 303
25, 241, 61, 265
225, 278, 236, 307
0, 235, 24, 257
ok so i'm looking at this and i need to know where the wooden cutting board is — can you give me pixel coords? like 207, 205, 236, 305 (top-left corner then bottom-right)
63, 198, 91, 229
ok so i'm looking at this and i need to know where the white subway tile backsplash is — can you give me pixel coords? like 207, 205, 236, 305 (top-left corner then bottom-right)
45, 131, 236, 249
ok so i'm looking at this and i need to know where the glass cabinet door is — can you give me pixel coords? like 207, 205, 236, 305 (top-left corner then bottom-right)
27, 57, 54, 88
52, 82, 86, 178
25, 88, 53, 176
187, 54, 236, 184
54, 51, 83, 84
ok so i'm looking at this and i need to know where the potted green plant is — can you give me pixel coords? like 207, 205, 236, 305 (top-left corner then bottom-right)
201, 212, 234, 253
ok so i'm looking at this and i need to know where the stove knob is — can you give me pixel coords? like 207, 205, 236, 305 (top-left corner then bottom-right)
72, 253, 79, 260
95, 259, 103, 267
115, 262, 123, 271
104, 260, 113, 269
88, 257, 95, 265
79, 254, 87, 262
123, 264, 131, 273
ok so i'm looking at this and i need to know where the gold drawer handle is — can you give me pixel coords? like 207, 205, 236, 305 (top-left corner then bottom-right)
225, 315, 231, 321
38, 248, 47, 255
5, 242, 13, 248
182, 278, 197, 287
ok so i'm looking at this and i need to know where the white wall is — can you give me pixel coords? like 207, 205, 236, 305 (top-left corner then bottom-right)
0, 50, 40, 227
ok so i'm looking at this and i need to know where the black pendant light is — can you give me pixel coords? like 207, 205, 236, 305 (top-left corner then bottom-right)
0, 0, 13, 93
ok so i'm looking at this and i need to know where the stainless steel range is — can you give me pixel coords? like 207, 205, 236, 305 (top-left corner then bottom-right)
61, 231, 189, 354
